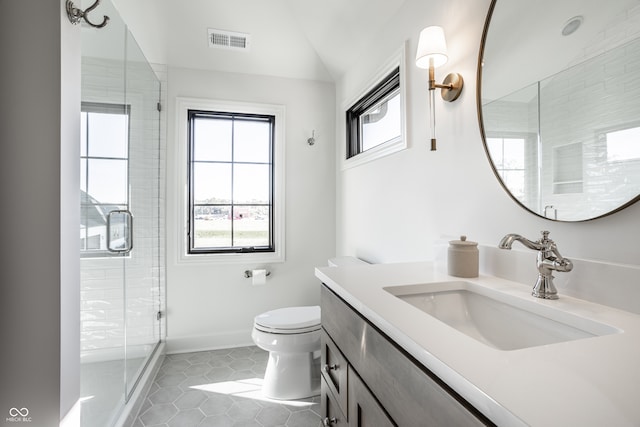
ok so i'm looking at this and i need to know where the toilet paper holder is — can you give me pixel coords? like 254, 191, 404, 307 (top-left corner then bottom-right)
244, 270, 271, 278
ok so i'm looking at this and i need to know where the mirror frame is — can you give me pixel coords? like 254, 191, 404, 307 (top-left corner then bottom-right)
476, 0, 640, 222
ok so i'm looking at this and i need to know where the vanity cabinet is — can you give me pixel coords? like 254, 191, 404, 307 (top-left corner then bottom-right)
320, 284, 494, 427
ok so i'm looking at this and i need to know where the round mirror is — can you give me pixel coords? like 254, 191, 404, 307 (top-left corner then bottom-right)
478, 0, 640, 221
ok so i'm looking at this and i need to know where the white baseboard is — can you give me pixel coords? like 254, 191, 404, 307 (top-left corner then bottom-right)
165, 329, 255, 354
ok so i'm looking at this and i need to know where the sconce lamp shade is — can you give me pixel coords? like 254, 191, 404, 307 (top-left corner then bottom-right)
415, 26, 448, 69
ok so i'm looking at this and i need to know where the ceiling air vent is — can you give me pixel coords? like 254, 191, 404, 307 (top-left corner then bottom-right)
208, 29, 251, 51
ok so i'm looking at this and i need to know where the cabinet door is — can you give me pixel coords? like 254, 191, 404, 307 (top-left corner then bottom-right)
321, 377, 348, 427
321, 329, 348, 414
348, 368, 396, 427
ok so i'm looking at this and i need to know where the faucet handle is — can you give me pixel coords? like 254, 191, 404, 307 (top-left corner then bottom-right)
538, 231, 556, 252
539, 230, 554, 245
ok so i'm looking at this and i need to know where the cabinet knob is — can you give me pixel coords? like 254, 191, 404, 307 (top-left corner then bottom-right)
323, 416, 337, 426
323, 363, 338, 373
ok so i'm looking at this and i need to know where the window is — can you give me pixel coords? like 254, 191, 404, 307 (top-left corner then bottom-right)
605, 126, 640, 162
487, 137, 526, 198
341, 44, 407, 169
80, 102, 130, 256
187, 110, 275, 254
346, 67, 401, 159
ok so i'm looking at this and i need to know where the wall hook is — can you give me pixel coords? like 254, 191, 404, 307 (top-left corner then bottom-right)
66, 0, 110, 29
307, 130, 316, 146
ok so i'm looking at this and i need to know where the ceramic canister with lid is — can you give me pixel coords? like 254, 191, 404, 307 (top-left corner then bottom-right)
448, 235, 479, 278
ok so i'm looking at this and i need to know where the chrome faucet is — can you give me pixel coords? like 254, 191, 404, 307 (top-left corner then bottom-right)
498, 231, 573, 300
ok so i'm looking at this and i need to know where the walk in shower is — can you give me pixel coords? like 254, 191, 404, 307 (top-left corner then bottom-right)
79, 1, 163, 425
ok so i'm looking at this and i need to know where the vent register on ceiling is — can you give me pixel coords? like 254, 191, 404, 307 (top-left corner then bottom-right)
208, 28, 251, 51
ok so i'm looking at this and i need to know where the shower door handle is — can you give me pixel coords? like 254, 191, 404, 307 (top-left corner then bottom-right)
107, 209, 133, 254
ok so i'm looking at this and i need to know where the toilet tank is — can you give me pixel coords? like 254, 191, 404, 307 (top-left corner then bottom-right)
328, 256, 369, 267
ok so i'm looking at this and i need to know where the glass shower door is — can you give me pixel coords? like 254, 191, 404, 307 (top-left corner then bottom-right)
123, 29, 162, 399
80, 0, 162, 424
80, 2, 128, 424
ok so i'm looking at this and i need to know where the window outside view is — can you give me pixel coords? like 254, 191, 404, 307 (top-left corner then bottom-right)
360, 90, 402, 152
189, 112, 274, 253
346, 66, 402, 160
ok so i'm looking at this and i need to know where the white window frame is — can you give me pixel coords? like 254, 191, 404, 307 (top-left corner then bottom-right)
341, 42, 408, 170
175, 97, 286, 264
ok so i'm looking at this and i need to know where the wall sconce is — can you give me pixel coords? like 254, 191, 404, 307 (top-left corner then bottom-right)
415, 26, 464, 151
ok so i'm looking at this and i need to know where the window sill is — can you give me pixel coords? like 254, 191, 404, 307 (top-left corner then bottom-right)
178, 249, 285, 265
342, 136, 406, 170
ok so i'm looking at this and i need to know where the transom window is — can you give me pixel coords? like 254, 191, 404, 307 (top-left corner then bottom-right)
188, 110, 275, 254
346, 67, 401, 159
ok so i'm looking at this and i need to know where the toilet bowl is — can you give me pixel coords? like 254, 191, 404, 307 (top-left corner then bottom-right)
251, 305, 321, 400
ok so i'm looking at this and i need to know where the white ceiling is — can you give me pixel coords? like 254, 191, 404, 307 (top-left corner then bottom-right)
112, 0, 407, 82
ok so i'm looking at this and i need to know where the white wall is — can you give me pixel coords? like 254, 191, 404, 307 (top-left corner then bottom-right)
165, 67, 336, 352
0, 1, 80, 425
336, 0, 640, 269
61, 4, 82, 421
110, 0, 167, 66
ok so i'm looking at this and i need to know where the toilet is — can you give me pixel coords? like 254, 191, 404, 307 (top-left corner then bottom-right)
252, 305, 321, 400
252, 257, 368, 400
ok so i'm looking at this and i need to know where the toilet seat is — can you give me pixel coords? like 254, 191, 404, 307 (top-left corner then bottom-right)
254, 306, 321, 335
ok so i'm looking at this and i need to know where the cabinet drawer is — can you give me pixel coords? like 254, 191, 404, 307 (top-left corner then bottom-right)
321, 377, 348, 427
321, 328, 348, 415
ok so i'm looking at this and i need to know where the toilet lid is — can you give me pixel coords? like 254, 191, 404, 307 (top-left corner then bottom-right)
254, 306, 321, 331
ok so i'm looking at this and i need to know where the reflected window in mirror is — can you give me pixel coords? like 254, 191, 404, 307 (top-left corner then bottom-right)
486, 132, 539, 207
605, 126, 640, 163
487, 136, 526, 199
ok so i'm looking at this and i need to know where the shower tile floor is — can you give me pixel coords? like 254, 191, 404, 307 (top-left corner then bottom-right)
133, 346, 322, 427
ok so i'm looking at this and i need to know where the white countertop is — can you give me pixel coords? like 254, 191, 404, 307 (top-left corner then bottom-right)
315, 261, 640, 427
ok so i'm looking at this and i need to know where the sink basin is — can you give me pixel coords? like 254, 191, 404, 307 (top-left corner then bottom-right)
384, 281, 620, 351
